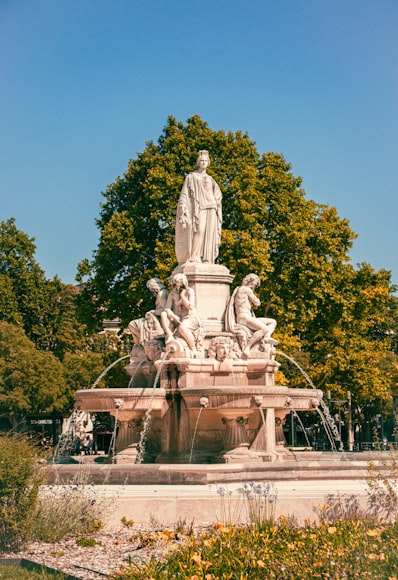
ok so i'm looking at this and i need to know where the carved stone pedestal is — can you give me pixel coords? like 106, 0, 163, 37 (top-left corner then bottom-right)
172, 262, 233, 333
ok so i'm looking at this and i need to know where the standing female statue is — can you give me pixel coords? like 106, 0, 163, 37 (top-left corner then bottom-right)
175, 150, 222, 264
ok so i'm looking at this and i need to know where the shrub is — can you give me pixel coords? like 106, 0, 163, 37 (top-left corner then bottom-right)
366, 444, 398, 522
0, 433, 45, 551
32, 467, 112, 542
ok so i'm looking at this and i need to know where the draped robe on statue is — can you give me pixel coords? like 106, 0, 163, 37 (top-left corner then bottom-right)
175, 171, 222, 264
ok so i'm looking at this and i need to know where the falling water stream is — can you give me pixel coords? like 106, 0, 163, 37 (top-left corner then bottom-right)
108, 399, 122, 462
189, 407, 204, 464
135, 347, 172, 464
276, 350, 344, 452
290, 408, 312, 448
127, 358, 146, 388
91, 354, 131, 388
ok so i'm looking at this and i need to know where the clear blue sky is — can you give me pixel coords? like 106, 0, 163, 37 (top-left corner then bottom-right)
1, 0, 397, 285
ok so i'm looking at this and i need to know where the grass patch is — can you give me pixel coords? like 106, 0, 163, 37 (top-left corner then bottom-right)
0, 561, 69, 579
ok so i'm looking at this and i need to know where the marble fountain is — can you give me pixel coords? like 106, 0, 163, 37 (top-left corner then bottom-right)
53, 150, 361, 485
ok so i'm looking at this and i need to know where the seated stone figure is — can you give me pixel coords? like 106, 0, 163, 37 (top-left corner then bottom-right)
161, 273, 203, 357
128, 278, 169, 345
225, 273, 277, 358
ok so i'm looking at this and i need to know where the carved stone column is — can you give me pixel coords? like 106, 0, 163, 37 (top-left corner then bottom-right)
221, 413, 249, 449
111, 410, 144, 464
217, 409, 260, 463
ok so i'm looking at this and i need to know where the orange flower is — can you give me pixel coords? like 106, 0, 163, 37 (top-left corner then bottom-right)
287, 543, 296, 550
257, 560, 266, 568
213, 521, 229, 533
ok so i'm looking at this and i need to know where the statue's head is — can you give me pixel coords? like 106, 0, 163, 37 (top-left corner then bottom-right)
196, 149, 210, 168
208, 336, 234, 361
146, 277, 165, 293
171, 273, 188, 289
242, 273, 260, 289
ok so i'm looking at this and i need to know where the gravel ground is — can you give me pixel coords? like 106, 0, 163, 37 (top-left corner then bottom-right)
0, 523, 189, 579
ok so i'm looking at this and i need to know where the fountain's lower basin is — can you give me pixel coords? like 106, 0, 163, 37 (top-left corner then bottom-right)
75, 385, 322, 464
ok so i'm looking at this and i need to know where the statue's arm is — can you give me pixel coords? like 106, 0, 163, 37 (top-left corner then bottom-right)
177, 176, 192, 227
180, 288, 195, 311
248, 289, 261, 308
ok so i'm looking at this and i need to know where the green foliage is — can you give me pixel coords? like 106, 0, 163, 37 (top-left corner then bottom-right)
0, 322, 71, 415
121, 516, 135, 528
366, 445, 398, 522
111, 519, 398, 579
32, 472, 109, 542
0, 219, 96, 361
0, 563, 68, 579
75, 537, 102, 547
0, 433, 44, 551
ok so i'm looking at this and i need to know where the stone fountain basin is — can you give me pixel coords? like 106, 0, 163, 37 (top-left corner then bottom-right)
180, 385, 322, 410
75, 388, 168, 413
75, 386, 321, 413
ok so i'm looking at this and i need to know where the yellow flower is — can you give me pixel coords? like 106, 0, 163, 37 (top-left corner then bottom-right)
366, 529, 381, 537
368, 554, 378, 560
203, 539, 214, 547
328, 526, 337, 534
191, 553, 202, 565
257, 560, 266, 568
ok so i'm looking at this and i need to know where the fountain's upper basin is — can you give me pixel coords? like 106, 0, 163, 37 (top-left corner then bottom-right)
75, 386, 322, 413
181, 385, 322, 410
75, 388, 168, 413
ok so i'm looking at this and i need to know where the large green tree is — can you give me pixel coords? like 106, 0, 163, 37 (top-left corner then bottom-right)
0, 219, 129, 418
0, 322, 70, 417
0, 219, 89, 358
77, 115, 398, 416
